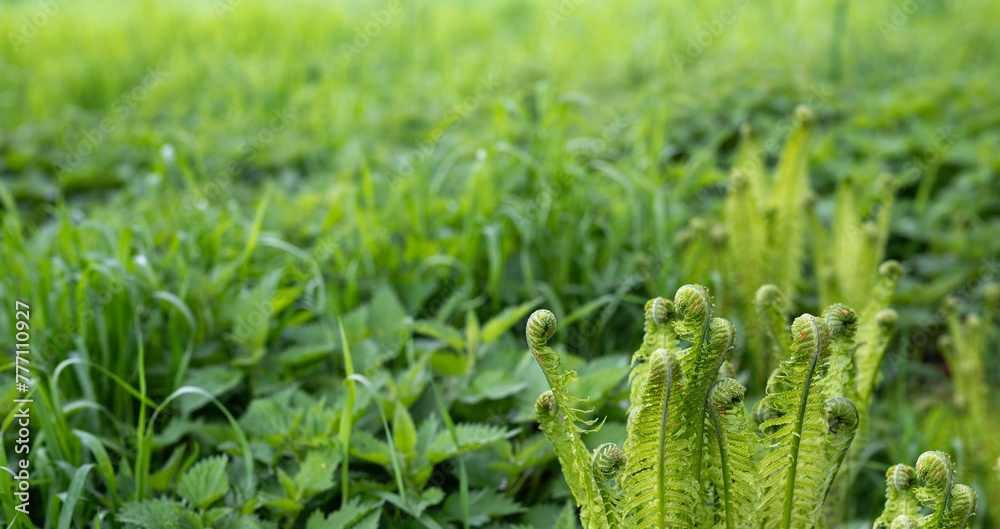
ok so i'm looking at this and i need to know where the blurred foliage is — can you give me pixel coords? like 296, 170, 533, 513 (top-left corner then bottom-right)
0, 0, 998, 526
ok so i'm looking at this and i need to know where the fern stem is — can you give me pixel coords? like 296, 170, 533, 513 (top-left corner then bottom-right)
780, 317, 824, 529
709, 388, 736, 529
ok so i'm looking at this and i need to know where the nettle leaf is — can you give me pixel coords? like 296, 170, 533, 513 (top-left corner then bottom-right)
460, 369, 528, 404
571, 355, 629, 402
305, 497, 382, 529
553, 502, 579, 529
148, 444, 191, 493
349, 431, 391, 466
178, 455, 230, 509
240, 398, 297, 441
427, 423, 512, 463
294, 448, 341, 496
393, 404, 418, 455
445, 489, 527, 526
116, 498, 187, 528
431, 350, 469, 375
370, 283, 408, 338
372, 487, 445, 518
481, 297, 542, 344
204, 507, 233, 526
215, 514, 270, 529
413, 320, 465, 352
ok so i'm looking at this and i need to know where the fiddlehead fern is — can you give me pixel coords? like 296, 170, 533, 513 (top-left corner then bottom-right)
593, 443, 626, 529
876, 451, 977, 529
854, 260, 902, 408
758, 314, 832, 529
621, 348, 695, 529
941, 484, 976, 529
812, 396, 859, 524
754, 284, 792, 379
822, 304, 859, 402
915, 451, 955, 528
768, 105, 813, 302
528, 286, 880, 529
891, 516, 923, 529
629, 297, 678, 415
528, 310, 607, 528
875, 465, 920, 528
707, 378, 759, 529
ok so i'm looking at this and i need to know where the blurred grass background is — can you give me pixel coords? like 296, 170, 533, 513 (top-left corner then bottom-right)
1, 0, 999, 526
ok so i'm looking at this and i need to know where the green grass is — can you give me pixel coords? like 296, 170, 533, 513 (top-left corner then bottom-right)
1, 0, 999, 526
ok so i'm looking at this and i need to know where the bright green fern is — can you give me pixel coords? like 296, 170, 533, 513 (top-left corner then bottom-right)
527, 285, 878, 529
874, 451, 978, 529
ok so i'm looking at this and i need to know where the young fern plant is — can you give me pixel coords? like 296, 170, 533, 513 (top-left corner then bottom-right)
679, 111, 898, 387
527, 285, 873, 529
937, 284, 1000, 526
874, 451, 978, 529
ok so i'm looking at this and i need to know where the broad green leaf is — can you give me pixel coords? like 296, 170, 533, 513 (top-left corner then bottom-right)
116, 498, 187, 529
240, 398, 296, 441
445, 489, 526, 525
178, 455, 229, 509
393, 404, 418, 455
459, 369, 528, 404
293, 448, 341, 496
430, 351, 469, 375
413, 320, 465, 351
428, 423, 512, 463
554, 502, 578, 529
481, 297, 542, 344
305, 498, 381, 529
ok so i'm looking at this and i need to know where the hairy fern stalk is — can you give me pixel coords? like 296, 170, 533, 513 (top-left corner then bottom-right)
527, 285, 900, 529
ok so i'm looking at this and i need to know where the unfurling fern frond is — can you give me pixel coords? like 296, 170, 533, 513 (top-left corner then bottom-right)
673, 286, 735, 485
621, 349, 695, 529
914, 451, 956, 529
876, 451, 977, 529
822, 304, 859, 402
757, 314, 832, 529
593, 443, 626, 529
528, 310, 607, 529
891, 516, 923, 529
528, 285, 881, 529
812, 396, 859, 525
755, 284, 793, 371
854, 260, 902, 408
629, 297, 678, 416
707, 378, 759, 529
941, 484, 977, 529
875, 465, 920, 528
767, 105, 813, 302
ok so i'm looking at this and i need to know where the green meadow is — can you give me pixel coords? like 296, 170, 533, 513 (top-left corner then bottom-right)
0, 0, 998, 526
